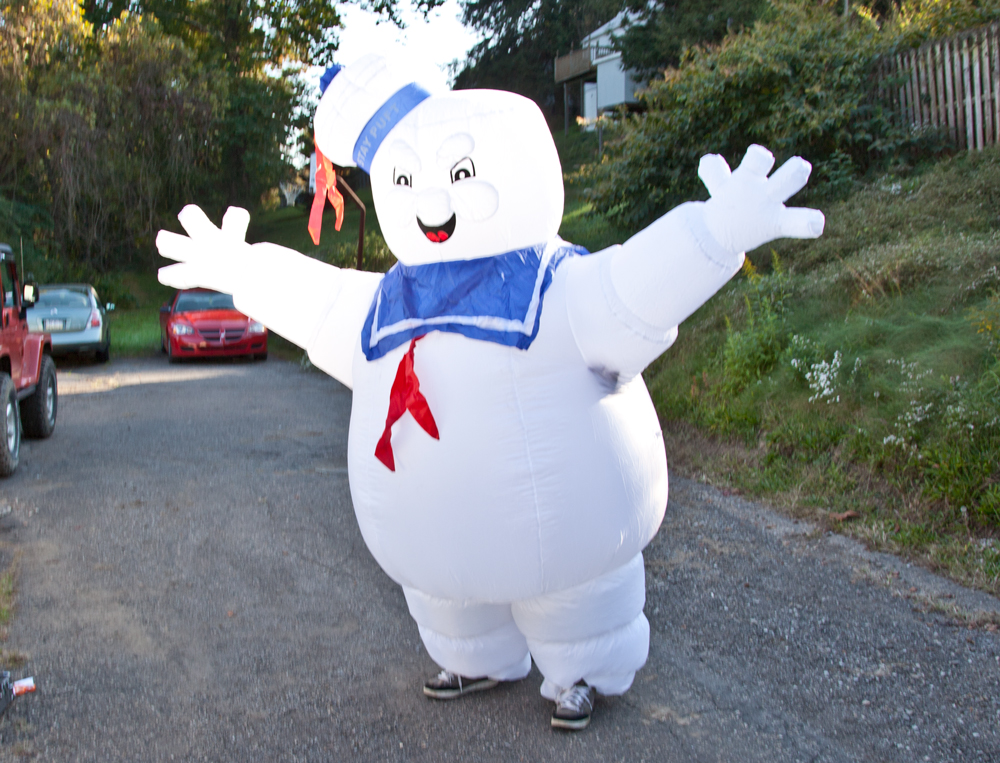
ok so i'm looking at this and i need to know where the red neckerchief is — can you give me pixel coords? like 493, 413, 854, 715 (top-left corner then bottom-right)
374, 336, 439, 471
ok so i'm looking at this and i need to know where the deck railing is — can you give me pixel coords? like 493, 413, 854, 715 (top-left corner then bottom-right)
554, 44, 616, 83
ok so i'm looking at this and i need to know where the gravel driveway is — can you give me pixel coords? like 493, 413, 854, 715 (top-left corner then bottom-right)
0, 358, 995, 761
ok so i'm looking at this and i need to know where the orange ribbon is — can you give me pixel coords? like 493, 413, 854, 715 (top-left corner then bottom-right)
308, 140, 345, 246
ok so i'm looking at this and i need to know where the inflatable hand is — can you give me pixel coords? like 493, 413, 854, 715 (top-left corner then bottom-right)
156, 205, 254, 294
699, 145, 825, 255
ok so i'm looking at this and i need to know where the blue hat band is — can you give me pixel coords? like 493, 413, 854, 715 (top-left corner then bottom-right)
353, 83, 431, 173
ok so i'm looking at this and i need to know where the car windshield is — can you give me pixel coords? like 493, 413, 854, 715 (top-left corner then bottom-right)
36, 288, 90, 309
174, 292, 236, 313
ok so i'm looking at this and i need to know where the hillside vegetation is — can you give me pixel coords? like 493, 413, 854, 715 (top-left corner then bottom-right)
561, 125, 1000, 595
557, 1, 1000, 594
663, 152, 1000, 595
588, 1, 1000, 229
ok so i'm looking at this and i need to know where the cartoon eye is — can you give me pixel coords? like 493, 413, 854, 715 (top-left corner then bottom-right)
394, 169, 412, 187
450, 158, 475, 183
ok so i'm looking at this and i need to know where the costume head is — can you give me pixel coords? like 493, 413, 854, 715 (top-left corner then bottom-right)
314, 54, 565, 265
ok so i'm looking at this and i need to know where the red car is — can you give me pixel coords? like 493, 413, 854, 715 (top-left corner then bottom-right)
159, 289, 267, 362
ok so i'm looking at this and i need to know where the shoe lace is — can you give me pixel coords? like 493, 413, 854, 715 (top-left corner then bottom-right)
435, 669, 458, 685
555, 684, 592, 713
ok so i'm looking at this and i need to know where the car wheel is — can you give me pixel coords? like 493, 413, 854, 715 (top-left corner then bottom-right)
167, 338, 180, 364
253, 352, 268, 361
96, 339, 110, 364
0, 375, 21, 477
21, 355, 57, 439
160, 332, 167, 354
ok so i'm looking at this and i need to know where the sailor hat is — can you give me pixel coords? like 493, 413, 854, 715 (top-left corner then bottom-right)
314, 54, 434, 173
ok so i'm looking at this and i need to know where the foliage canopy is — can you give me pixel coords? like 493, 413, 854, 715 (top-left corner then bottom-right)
583, 1, 984, 231
617, 0, 768, 74
454, 0, 622, 120
0, 0, 435, 279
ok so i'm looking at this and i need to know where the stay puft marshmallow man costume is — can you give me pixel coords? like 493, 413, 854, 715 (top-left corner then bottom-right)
157, 55, 824, 718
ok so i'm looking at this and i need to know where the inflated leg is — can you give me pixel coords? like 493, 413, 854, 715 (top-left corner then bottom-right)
511, 553, 649, 699
404, 587, 532, 681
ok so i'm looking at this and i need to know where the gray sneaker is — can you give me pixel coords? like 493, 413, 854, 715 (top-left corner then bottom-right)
551, 682, 596, 730
422, 670, 499, 699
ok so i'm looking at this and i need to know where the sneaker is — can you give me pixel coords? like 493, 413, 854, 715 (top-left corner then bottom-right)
422, 670, 499, 700
550, 682, 596, 730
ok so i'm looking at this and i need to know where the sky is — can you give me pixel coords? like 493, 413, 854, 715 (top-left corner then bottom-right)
317, 0, 483, 92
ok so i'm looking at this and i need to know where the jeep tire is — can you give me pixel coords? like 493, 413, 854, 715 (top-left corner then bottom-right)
0, 375, 20, 477
21, 354, 57, 439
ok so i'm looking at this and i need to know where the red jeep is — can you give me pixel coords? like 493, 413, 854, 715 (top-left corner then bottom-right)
0, 243, 57, 477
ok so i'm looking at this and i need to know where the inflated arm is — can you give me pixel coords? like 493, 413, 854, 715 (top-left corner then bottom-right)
567, 145, 824, 380
157, 206, 382, 388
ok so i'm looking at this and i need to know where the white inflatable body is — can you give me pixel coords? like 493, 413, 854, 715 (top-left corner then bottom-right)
157, 55, 824, 699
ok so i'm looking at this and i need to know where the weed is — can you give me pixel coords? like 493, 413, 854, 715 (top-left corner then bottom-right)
0, 552, 18, 632
722, 257, 789, 392
969, 291, 1000, 356
634, 146, 1000, 595
321, 231, 396, 274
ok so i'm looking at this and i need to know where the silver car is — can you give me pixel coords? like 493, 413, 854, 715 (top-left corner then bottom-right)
26, 284, 113, 363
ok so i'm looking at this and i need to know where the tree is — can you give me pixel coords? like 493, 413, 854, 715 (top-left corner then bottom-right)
454, 0, 623, 121
0, 1, 93, 257
2, 0, 451, 274
617, 1, 768, 76
81, 0, 446, 70
78, 1, 449, 208
3, 7, 221, 271
585, 1, 958, 232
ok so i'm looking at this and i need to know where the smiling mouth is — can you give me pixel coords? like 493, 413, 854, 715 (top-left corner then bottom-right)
417, 214, 456, 243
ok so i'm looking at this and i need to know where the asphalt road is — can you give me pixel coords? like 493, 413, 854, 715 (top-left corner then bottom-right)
0, 357, 995, 762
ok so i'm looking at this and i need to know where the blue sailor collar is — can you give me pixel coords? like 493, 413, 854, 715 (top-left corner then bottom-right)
360, 238, 591, 361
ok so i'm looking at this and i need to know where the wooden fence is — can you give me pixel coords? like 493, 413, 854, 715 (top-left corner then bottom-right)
880, 23, 1000, 151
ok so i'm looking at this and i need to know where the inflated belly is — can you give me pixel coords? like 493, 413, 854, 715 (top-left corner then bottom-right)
346, 336, 668, 602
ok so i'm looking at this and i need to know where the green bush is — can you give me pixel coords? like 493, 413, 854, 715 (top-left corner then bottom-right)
321, 231, 396, 274
720, 257, 788, 395
585, 1, 941, 231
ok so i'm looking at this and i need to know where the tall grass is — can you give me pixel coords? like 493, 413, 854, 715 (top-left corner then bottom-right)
627, 147, 1000, 594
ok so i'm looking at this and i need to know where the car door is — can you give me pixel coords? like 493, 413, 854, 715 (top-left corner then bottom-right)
0, 262, 23, 385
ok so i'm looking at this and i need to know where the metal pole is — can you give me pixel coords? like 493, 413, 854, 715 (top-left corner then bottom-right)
336, 174, 366, 270
596, 76, 602, 157
564, 82, 569, 135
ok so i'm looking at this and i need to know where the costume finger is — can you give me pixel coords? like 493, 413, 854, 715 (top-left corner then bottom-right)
156, 230, 203, 263
158, 262, 200, 289
177, 204, 222, 243
776, 207, 825, 239
734, 144, 775, 179
698, 154, 732, 196
766, 157, 812, 203
221, 206, 251, 242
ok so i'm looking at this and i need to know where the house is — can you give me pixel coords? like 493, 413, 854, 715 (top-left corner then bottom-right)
553, 10, 645, 131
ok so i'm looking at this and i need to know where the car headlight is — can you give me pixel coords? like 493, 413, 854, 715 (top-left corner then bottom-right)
247, 321, 266, 335
171, 323, 195, 336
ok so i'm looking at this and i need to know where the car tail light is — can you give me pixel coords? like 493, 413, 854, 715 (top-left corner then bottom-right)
90, 310, 101, 328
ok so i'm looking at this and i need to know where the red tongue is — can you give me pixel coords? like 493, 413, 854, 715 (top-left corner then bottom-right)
425, 230, 449, 243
